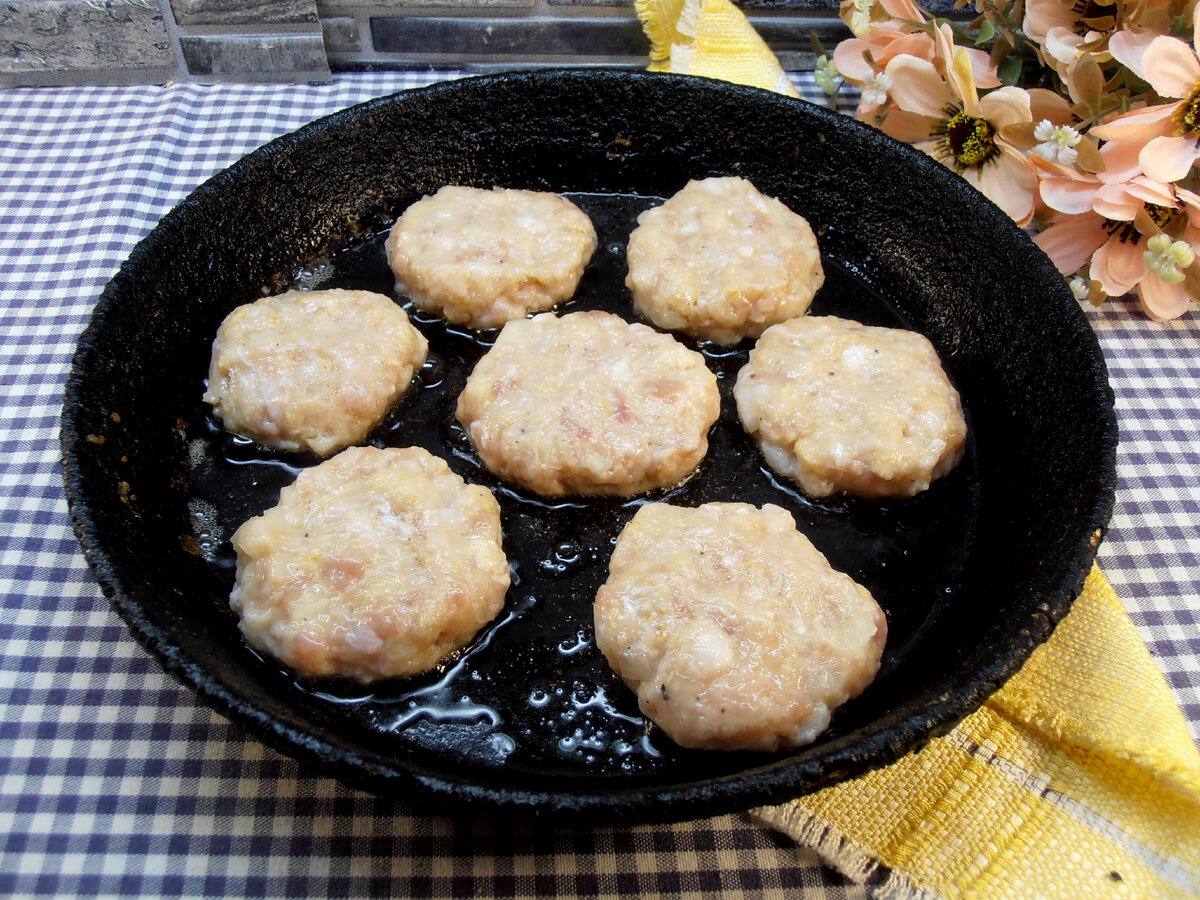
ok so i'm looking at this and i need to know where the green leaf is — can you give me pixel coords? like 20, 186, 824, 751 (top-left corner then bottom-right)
975, 18, 996, 45
997, 54, 1022, 85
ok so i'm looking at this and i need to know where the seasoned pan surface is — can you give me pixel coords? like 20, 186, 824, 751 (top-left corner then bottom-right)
62, 70, 1116, 822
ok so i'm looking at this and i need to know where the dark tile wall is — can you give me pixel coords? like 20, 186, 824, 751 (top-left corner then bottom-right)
370, 16, 648, 58
3, 0, 901, 85
321, 0, 851, 72
179, 33, 329, 78
167, 0, 330, 83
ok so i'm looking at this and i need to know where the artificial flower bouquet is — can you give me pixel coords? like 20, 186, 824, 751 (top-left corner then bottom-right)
822, 0, 1200, 320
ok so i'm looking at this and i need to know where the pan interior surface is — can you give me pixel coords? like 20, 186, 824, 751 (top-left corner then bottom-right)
61, 70, 1116, 821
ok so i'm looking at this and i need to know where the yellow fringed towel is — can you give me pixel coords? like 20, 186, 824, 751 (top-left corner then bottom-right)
636, 0, 800, 97
634, 4, 1200, 895
753, 567, 1200, 899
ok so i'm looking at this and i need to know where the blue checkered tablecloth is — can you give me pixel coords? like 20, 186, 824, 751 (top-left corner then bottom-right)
1, 70, 1196, 899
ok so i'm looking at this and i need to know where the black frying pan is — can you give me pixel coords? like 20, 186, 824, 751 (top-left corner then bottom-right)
61, 69, 1116, 823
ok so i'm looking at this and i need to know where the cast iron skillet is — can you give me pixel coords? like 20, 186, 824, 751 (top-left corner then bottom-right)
61, 70, 1117, 823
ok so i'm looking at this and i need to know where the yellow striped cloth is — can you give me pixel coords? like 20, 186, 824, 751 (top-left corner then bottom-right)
754, 567, 1200, 898
634, 4, 1200, 894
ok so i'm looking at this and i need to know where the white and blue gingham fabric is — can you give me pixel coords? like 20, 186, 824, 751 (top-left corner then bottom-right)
0, 70, 1196, 900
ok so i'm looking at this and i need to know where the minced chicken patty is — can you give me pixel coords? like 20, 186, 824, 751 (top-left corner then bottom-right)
229, 446, 510, 683
386, 186, 597, 329
625, 176, 824, 345
734, 316, 967, 499
203, 289, 427, 457
594, 502, 887, 752
456, 311, 720, 497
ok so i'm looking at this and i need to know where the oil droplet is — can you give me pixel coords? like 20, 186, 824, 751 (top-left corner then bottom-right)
188, 438, 207, 468
555, 541, 581, 564
421, 354, 445, 389
640, 730, 665, 758
540, 540, 584, 576
445, 324, 497, 347
290, 261, 336, 290
375, 596, 535, 735
558, 630, 591, 656
443, 418, 475, 455
187, 498, 223, 562
487, 732, 516, 758
698, 341, 745, 361
224, 433, 260, 462
408, 305, 442, 327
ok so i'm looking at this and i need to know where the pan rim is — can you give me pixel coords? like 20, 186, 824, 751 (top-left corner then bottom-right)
61, 68, 1118, 822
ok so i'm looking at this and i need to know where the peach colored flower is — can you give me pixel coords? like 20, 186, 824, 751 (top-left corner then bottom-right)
1143, 189, 1200, 320
840, 0, 925, 37
1108, 28, 1166, 77
1090, 5, 1200, 184
878, 24, 1037, 225
834, 0, 996, 121
835, 30, 933, 119
1024, 0, 1109, 81
1033, 167, 1199, 320
1023, 0, 1170, 83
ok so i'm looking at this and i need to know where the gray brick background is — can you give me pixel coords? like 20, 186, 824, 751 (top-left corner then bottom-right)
1, 0, 175, 85
170, 0, 320, 25
0, 0, 935, 84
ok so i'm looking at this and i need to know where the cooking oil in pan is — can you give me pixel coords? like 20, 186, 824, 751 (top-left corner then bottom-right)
182, 192, 978, 776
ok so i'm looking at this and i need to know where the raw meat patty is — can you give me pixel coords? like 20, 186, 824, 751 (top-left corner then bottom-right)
230, 446, 510, 683
734, 316, 967, 499
386, 186, 597, 329
594, 502, 887, 751
203, 289, 427, 457
625, 176, 824, 344
456, 311, 720, 497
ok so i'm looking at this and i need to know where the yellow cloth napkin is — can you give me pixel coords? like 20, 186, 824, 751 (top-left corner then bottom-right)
753, 567, 1200, 898
633, 5, 1200, 895
636, 0, 800, 97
